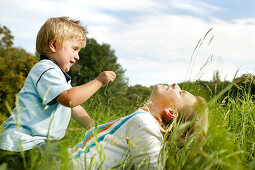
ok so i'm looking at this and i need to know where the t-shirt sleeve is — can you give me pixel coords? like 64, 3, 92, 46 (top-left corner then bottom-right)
36, 68, 72, 105
129, 114, 163, 169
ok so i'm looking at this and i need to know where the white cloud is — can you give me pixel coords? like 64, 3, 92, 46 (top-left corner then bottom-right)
119, 57, 189, 86
71, 0, 165, 11
210, 19, 255, 60
0, 0, 254, 86
169, 0, 222, 15
87, 12, 255, 85
234, 18, 255, 25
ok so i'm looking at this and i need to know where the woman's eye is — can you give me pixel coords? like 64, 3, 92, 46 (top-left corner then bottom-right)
180, 90, 186, 95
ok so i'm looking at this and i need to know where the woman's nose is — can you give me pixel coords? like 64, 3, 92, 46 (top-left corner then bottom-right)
172, 83, 181, 90
172, 83, 177, 88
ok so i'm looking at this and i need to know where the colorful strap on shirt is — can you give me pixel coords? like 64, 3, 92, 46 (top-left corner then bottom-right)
71, 106, 150, 158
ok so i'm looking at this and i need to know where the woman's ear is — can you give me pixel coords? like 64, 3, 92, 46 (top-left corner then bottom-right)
161, 108, 178, 123
49, 40, 57, 53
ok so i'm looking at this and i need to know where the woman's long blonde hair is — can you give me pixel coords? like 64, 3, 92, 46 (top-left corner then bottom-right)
164, 96, 208, 144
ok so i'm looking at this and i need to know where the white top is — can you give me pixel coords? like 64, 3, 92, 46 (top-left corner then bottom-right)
0, 57, 72, 151
69, 106, 163, 170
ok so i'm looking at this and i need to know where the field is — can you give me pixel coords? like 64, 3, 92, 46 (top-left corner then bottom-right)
0, 79, 254, 170
66, 83, 255, 169
0, 28, 254, 169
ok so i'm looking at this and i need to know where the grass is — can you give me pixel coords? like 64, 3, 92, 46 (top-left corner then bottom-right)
0, 87, 254, 170
160, 82, 254, 170
62, 85, 254, 170
0, 29, 254, 169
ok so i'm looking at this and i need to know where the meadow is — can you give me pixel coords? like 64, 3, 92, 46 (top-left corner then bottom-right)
0, 75, 255, 170
61, 81, 254, 170
0, 27, 254, 169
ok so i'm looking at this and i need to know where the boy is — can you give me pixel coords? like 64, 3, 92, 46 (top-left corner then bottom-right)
0, 17, 116, 167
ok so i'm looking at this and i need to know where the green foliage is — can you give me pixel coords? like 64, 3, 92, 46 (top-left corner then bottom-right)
125, 84, 152, 108
0, 25, 14, 53
69, 38, 127, 86
0, 25, 37, 121
0, 25, 254, 169
17, 83, 254, 170
160, 86, 254, 170
68, 38, 131, 117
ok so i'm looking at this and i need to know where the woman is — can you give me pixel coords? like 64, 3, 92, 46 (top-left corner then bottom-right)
69, 83, 208, 169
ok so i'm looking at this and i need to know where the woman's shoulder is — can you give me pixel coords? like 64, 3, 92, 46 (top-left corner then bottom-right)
127, 106, 159, 129
126, 107, 163, 141
126, 106, 153, 120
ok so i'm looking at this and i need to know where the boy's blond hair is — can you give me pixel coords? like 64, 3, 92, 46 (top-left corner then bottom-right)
36, 16, 87, 55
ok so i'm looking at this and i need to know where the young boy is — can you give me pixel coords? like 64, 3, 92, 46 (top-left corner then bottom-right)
0, 17, 116, 166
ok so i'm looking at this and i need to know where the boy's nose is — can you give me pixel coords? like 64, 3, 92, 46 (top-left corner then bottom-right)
74, 54, 80, 61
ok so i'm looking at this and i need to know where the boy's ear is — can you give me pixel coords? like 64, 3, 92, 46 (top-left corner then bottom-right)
49, 40, 57, 52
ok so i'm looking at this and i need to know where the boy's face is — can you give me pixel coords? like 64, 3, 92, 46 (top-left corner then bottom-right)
50, 39, 83, 72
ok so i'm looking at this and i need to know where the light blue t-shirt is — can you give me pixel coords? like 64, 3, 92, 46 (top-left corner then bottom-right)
0, 56, 72, 151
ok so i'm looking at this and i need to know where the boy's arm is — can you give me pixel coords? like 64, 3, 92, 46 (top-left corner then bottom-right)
72, 105, 95, 129
57, 71, 116, 107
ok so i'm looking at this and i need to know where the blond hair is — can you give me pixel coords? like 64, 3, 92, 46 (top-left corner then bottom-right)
36, 16, 87, 55
164, 96, 208, 145
178, 96, 208, 134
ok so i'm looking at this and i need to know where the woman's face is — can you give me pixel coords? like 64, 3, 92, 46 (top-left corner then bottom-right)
149, 83, 196, 110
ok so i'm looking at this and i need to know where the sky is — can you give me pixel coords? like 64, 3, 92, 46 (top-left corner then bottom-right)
0, 0, 255, 86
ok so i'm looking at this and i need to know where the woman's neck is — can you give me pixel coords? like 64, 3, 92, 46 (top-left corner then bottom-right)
146, 103, 164, 126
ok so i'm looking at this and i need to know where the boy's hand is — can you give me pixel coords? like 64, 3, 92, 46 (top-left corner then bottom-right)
57, 71, 116, 107
96, 71, 116, 86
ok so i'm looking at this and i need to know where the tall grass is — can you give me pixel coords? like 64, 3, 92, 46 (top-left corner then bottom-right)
1, 29, 254, 169
59, 81, 255, 170
1, 87, 254, 169
159, 83, 254, 170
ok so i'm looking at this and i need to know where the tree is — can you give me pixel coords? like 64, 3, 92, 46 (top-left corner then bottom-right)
0, 25, 13, 50
0, 25, 37, 121
125, 84, 152, 108
69, 38, 129, 102
70, 38, 126, 85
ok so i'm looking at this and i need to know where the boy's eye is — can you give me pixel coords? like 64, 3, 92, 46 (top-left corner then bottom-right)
73, 46, 80, 51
